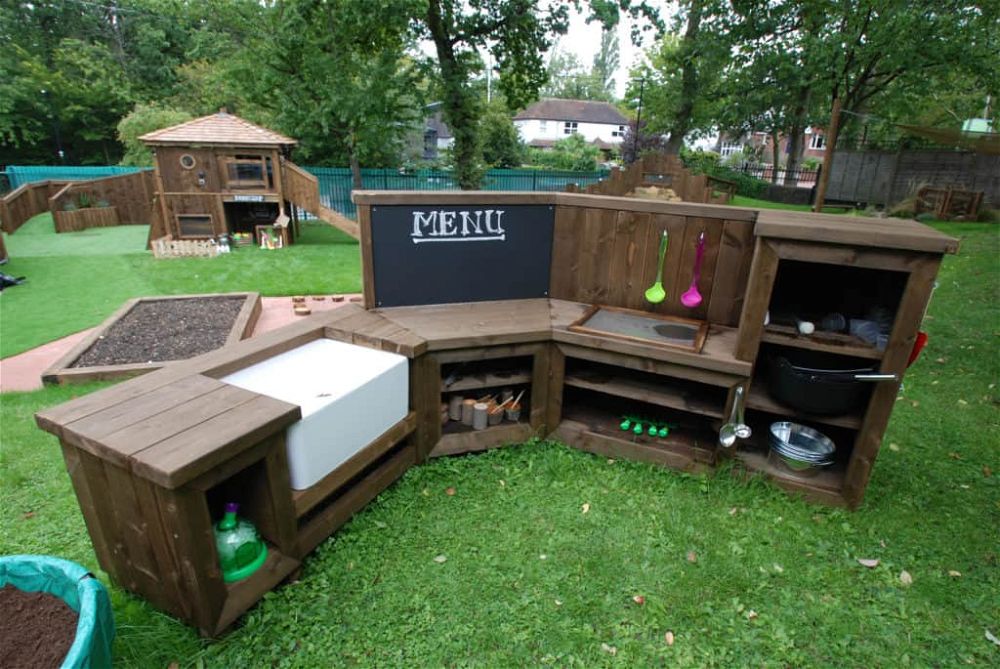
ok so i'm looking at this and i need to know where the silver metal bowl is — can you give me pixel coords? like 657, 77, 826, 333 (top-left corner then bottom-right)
769, 422, 836, 475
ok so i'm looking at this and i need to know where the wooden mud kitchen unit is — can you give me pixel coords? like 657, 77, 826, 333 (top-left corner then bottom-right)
36, 192, 957, 635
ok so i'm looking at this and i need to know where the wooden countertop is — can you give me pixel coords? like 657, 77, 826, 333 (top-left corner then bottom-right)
754, 209, 959, 254
37, 298, 751, 485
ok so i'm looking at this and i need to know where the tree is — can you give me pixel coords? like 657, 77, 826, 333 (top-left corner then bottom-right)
624, 0, 729, 156
417, 0, 661, 188
480, 104, 526, 167
247, 0, 426, 185
591, 28, 620, 101
117, 104, 193, 166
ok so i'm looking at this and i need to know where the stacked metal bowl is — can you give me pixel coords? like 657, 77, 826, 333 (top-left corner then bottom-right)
768, 422, 836, 476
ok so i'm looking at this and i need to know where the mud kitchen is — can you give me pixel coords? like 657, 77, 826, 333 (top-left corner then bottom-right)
36, 190, 957, 636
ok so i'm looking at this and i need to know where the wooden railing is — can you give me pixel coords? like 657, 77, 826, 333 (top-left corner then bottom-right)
0, 180, 69, 234
48, 171, 155, 231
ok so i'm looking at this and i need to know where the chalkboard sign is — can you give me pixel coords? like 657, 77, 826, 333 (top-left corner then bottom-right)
369, 204, 554, 307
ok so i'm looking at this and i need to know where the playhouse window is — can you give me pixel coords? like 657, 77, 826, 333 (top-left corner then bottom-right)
224, 155, 267, 188
177, 214, 214, 238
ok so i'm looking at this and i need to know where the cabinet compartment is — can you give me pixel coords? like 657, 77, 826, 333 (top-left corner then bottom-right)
557, 386, 718, 471
441, 356, 533, 392
745, 343, 886, 430
736, 407, 857, 504
563, 357, 728, 419
765, 260, 908, 357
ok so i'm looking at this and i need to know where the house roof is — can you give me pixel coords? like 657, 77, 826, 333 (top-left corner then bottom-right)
140, 111, 297, 147
514, 99, 628, 125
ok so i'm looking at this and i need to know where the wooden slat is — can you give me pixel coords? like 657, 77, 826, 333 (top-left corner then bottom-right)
442, 370, 531, 392
553, 419, 714, 473
58, 443, 121, 584
292, 412, 417, 517
130, 394, 300, 488
706, 219, 756, 326
297, 444, 417, 556
755, 209, 959, 254
843, 255, 942, 508
734, 450, 848, 507
734, 238, 779, 362
215, 550, 300, 635
744, 383, 863, 430
553, 324, 751, 377
556, 343, 744, 388
545, 343, 566, 433
767, 239, 936, 272
93, 383, 263, 466
153, 485, 227, 634
378, 299, 552, 350
430, 423, 536, 457
563, 373, 724, 419
359, 204, 376, 308
760, 325, 883, 360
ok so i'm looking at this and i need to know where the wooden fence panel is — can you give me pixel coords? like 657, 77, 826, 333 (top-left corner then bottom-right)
48, 171, 154, 226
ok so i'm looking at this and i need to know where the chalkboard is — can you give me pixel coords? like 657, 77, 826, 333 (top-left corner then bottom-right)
369, 204, 555, 307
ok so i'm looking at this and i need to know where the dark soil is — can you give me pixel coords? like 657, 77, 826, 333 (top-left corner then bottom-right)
0, 585, 79, 669
72, 296, 246, 367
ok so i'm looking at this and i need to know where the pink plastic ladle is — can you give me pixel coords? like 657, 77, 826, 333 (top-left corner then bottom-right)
681, 231, 706, 308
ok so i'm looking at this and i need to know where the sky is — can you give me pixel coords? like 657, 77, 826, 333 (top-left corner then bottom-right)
559, 2, 669, 100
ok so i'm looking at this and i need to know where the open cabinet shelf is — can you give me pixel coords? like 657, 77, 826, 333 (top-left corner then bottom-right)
761, 325, 882, 360
556, 387, 718, 472
442, 370, 531, 392
745, 382, 863, 430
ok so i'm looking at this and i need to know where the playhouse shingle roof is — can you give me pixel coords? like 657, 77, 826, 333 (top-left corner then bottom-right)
514, 99, 628, 125
139, 111, 297, 147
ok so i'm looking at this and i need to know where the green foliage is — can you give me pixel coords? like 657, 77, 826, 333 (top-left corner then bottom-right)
247, 0, 425, 169
680, 148, 768, 198
479, 105, 526, 168
117, 103, 193, 167
528, 133, 601, 171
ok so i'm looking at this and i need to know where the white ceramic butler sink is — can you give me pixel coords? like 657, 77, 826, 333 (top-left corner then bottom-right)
221, 339, 408, 490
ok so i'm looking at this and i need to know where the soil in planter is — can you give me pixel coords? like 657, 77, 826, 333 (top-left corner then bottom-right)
0, 585, 79, 669
71, 296, 246, 367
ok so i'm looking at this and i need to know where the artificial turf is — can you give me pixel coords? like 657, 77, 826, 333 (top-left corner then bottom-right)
0, 214, 361, 358
0, 221, 996, 667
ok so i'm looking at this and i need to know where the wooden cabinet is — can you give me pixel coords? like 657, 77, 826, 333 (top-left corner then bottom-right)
732, 210, 955, 507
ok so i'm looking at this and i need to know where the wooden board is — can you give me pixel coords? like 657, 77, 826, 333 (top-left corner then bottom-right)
568, 305, 708, 353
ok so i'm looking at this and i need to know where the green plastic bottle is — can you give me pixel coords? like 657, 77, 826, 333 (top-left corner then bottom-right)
214, 502, 268, 583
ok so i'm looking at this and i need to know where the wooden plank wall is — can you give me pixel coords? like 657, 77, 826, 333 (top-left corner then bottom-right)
548, 205, 755, 327
0, 180, 70, 233
281, 161, 320, 213
827, 149, 1000, 207
567, 153, 732, 205
48, 171, 155, 226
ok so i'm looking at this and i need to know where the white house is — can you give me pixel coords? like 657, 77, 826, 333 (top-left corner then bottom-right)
513, 99, 629, 153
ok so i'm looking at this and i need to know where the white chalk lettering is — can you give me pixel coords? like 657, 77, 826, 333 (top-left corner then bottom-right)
459, 210, 483, 235
411, 210, 437, 237
439, 211, 457, 236
485, 209, 505, 234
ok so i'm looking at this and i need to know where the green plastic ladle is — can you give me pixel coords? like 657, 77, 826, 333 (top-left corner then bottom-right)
644, 230, 669, 303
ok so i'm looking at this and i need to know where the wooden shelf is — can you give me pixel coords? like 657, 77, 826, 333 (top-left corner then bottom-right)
734, 448, 847, 507
217, 546, 300, 635
442, 370, 531, 392
563, 371, 724, 419
745, 383, 863, 430
761, 325, 882, 360
556, 403, 717, 471
432, 422, 535, 457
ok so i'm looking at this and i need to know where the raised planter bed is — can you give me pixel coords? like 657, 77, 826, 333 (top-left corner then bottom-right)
53, 206, 120, 233
42, 293, 261, 385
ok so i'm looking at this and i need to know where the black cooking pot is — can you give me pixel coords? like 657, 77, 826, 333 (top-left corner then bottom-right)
766, 350, 897, 415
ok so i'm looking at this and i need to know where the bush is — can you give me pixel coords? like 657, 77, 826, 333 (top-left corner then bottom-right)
680, 148, 769, 198
527, 134, 602, 171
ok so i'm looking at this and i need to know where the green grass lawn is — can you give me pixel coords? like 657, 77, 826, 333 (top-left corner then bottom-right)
0, 214, 361, 358
731, 195, 853, 213
1, 222, 997, 667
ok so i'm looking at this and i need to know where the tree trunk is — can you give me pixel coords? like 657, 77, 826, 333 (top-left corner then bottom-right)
770, 130, 780, 184
349, 144, 362, 190
784, 86, 810, 187
426, 0, 482, 189
663, 0, 704, 155
812, 95, 842, 212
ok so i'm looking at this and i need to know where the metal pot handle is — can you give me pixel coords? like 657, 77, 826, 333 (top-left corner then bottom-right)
852, 373, 898, 382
